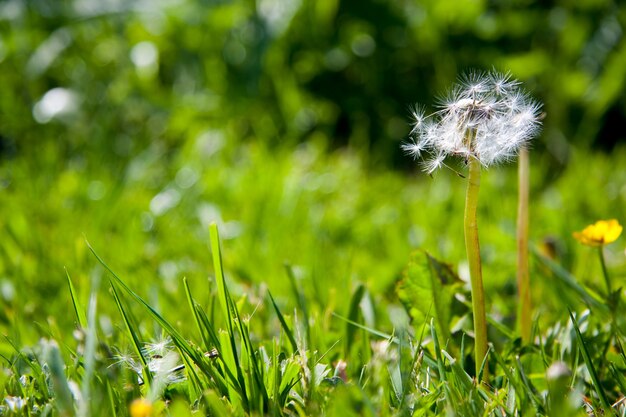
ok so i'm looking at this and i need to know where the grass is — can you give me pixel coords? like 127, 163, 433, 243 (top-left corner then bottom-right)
1, 138, 626, 415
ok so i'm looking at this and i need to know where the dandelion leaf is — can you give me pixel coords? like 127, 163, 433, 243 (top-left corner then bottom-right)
397, 250, 462, 346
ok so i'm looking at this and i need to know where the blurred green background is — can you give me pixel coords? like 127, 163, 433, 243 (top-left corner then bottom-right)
1, 0, 626, 345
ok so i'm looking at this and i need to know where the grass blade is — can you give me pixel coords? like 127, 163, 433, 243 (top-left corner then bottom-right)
533, 248, 608, 314
431, 318, 447, 384
268, 291, 298, 353
208, 224, 250, 410
209, 223, 232, 332
568, 309, 615, 416
65, 268, 87, 329
109, 282, 152, 388
332, 313, 397, 342
183, 277, 212, 351
345, 284, 366, 357
87, 241, 232, 396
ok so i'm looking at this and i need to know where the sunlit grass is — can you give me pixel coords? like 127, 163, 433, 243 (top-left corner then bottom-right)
1, 140, 626, 415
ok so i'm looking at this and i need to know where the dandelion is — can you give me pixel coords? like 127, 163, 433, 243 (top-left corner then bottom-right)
402, 70, 542, 173
403, 70, 542, 380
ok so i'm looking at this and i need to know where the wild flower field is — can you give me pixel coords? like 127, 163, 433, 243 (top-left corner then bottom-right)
2, 131, 626, 415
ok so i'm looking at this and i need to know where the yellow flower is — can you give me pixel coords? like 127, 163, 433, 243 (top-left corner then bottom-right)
573, 219, 622, 247
130, 398, 153, 417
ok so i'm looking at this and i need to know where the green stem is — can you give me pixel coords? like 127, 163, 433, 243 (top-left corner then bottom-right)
516, 148, 531, 343
598, 247, 612, 296
464, 157, 488, 381
598, 245, 618, 367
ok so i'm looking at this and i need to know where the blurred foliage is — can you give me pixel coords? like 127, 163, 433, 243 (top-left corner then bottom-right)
1, 0, 625, 172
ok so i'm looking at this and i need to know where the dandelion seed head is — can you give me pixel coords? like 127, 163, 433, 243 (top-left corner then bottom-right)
404, 70, 542, 173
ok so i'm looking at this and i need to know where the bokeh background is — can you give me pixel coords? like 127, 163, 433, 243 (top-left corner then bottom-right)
1, 0, 626, 343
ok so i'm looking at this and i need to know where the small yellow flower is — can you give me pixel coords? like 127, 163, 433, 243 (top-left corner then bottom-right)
573, 219, 622, 247
130, 398, 153, 417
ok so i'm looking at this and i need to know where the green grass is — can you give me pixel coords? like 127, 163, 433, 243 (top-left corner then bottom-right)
1, 139, 626, 415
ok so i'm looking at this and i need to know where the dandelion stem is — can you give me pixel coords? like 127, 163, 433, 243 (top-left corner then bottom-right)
464, 156, 488, 380
516, 147, 531, 343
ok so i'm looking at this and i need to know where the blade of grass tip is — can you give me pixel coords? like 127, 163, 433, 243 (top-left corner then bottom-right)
65, 268, 87, 329
268, 291, 298, 353
109, 282, 152, 388
568, 309, 615, 415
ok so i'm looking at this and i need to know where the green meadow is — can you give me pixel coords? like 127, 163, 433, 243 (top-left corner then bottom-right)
1, 1, 626, 416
